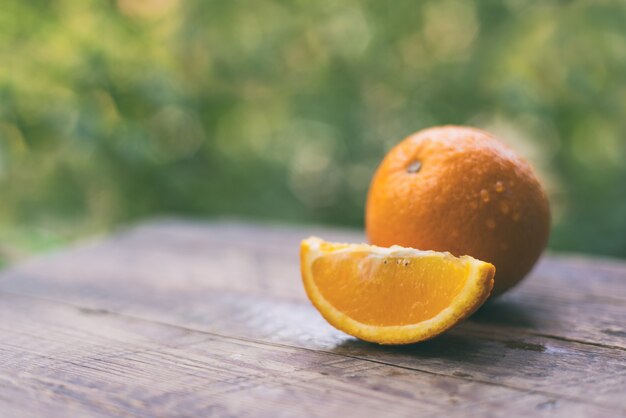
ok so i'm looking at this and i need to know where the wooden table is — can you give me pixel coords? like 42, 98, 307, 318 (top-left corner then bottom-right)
1, 220, 625, 417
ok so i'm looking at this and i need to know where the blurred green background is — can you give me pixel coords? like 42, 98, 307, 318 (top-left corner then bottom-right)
1, 0, 625, 266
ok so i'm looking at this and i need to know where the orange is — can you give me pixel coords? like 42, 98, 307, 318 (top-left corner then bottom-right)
300, 237, 495, 344
366, 126, 550, 296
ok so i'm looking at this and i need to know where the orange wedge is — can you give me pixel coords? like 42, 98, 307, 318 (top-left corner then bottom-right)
300, 237, 495, 344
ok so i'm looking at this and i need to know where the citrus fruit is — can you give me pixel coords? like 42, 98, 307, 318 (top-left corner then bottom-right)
366, 126, 550, 296
300, 237, 495, 344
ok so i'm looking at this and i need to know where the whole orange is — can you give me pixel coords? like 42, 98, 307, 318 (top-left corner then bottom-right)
366, 126, 550, 296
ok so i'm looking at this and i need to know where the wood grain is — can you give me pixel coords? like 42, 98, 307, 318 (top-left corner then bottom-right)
1, 219, 625, 417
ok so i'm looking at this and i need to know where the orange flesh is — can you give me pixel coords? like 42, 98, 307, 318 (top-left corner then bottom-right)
311, 251, 470, 326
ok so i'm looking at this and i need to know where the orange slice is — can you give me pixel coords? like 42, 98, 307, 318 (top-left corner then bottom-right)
300, 237, 495, 344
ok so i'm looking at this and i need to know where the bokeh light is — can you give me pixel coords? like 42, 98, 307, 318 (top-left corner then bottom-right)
0, 0, 625, 263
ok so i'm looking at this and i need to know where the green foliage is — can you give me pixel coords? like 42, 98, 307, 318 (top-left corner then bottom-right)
1, 0, 625, 257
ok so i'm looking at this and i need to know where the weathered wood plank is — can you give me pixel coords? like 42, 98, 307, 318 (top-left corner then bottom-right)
7, 284, 623, 408
2, 292, 614, 418
2, 220, 624, 349
1, 220, 625, 417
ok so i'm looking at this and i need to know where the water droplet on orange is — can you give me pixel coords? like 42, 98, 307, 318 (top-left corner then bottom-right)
480, 189, 490, 202
495, 181, 505, 193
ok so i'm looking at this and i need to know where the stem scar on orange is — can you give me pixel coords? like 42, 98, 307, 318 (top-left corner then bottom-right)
366, 126, 550, 296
